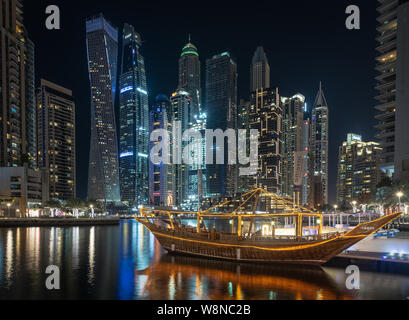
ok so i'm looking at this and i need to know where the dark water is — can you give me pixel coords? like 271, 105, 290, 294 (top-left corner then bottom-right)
0, 220, 408, 300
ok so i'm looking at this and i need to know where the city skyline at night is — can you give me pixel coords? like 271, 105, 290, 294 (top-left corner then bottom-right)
2, 0, 409, 305
22, 0, 380, 204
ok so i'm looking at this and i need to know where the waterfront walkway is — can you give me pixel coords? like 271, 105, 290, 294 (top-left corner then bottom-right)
0, 218, 120, 227
337, 233, 409, 264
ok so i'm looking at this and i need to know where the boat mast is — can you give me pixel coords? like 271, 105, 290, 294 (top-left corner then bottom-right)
247, 189, 261, 237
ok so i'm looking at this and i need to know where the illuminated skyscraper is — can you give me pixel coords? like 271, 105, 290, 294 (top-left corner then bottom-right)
178, 37, 201, 115
0, 0, 36, 168
281, 94, 308, 205
205, 52, 238, 197
250, 46, 270, 92
36, 79, 76, 200
86, 14, 120, 202
336, 134, 381, 206
170, 89, 191, 206
149, 95, 174, 207
188, 112, 207, 210
374, 0, 409, 182
248, 88, 282, 194
119, 24, 149, 205
309, 82, 329, 208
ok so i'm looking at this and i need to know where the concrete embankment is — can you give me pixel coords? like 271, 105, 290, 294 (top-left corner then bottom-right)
0, 218, 120, 227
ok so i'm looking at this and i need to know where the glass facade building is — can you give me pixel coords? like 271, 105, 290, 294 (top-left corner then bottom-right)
170, 89, 191, 206
149, 95, 174, 207
309, 82, 329, 208
250, 46, 270, 93
119, 24, 149, 205
86, 14, 121, 203
281, 94, 308, 205
248, 88, 282, 195
178, 39, 201, 115
205, 52, 238, 197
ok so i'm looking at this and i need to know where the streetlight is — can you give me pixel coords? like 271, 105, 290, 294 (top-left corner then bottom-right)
352, 201, 357, 212
396, 191, 404, 212
7, 203, 11, 217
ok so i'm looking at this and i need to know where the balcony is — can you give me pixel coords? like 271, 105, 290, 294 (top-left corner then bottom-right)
375, 80, 396, 91
375, 60, 396, 73
375, 129, 394, 140
376, 26, 397, 42
374, 120, 395, 130
376, 39, 396, 53
377, 0, 398, 14
377, 9, 397, 24
375, 90, 396, 102
375, 100, 395, 112
375, 70, 396, 82
375, 110, 395, 121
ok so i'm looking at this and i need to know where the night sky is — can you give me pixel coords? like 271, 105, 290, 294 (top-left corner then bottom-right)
24, 0, 377, 203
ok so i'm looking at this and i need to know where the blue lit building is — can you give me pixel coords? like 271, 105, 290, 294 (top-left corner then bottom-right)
86, 14, 121, 203
119, 24, 149, 205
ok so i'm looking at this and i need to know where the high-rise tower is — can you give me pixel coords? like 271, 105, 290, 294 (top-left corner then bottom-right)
0, 0, 36, 168
336, 134, 381, 206
86, 14, 120, 203
178, 36, 201, 115
309, 82, 329, 208
170, 89, 191, 206
149, 94, 174, 207
36, 79, 76, 200
281, 94, 308, 205
375, 0, 409, 181
205, 52, 238, 197
119, 23, 149, 205
248, 88, 282, 195
250, 46, 270, 93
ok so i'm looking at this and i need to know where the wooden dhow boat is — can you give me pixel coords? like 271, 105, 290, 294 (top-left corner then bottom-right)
136, 189, 402, 266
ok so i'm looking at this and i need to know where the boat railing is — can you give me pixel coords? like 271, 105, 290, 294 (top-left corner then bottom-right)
148, 222, 344, 243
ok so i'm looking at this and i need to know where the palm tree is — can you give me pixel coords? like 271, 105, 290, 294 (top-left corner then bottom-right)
43, 199, 62, 217
65, 198, 85, 218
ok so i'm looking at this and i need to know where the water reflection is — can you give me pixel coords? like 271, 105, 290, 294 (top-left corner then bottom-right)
0, 220, 408, 300
88, 227, 95, 284
136, 254, 352, 300
6, 230, 13, 287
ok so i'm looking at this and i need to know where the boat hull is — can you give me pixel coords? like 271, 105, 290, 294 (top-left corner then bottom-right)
152, 230, 361, 266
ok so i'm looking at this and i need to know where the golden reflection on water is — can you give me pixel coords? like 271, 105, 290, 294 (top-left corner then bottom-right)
6, 230, 13, 285
135, 253, 352, 300
88, 227, 96, 284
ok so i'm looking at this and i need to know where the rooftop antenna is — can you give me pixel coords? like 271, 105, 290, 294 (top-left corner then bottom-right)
188, 33, 191, 42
